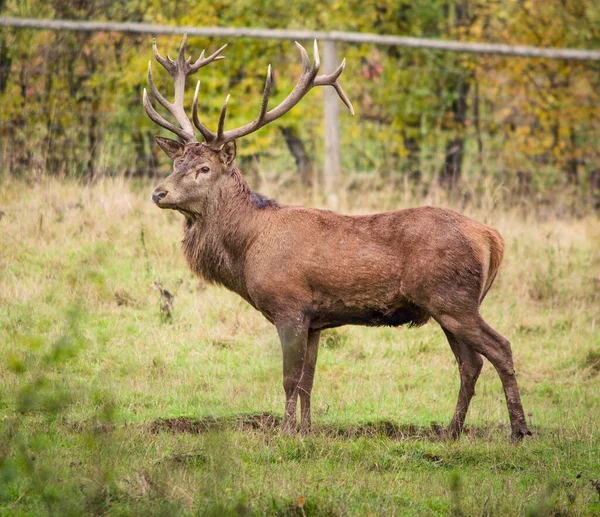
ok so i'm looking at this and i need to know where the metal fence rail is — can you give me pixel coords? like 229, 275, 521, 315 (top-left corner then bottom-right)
2, 17, 600, 61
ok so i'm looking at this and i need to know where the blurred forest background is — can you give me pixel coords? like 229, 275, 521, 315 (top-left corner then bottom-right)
0, 0, 599, 205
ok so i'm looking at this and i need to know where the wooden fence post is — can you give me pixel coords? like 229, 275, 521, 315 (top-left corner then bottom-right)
323, 39, 341, 209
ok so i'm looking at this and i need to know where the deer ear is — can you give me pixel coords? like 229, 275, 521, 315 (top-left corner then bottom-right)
155, 136, 184, 160
220, 140, 237, 166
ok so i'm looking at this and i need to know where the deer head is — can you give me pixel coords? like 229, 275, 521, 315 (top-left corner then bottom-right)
150, 139, 237, 217
144, 34, 354, 216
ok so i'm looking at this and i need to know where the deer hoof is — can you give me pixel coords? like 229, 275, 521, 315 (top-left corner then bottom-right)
511, 425, 533, 441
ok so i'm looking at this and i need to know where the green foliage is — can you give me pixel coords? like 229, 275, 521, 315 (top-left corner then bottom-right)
0, 0, 599, 196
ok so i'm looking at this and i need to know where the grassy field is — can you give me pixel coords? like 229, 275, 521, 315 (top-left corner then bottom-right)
1, 177, 599, 516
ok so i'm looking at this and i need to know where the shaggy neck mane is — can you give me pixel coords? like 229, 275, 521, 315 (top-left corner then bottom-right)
181, 167, 276, 301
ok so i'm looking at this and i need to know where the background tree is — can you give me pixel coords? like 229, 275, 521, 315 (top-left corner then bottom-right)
0, 0, 598, 202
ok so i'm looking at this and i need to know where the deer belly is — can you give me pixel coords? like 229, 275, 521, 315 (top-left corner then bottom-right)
309, 299, 429, 330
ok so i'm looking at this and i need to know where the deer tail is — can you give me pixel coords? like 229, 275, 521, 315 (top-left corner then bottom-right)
480, 228, 505, 304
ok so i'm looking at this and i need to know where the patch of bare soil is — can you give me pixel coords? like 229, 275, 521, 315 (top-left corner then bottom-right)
315, 421, 498, 441
146, 414, 504, 441
147, 412, 281, 434
234, 412, 281, 431
148, 416, 219, 434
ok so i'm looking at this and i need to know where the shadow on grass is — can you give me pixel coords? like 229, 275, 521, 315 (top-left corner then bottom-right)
145, 412, 509, 441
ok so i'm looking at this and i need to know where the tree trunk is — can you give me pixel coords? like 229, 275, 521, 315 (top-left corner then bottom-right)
279, 126, 313, 186
440, 79, 470, 188
0, 37, 11, 95
439, 0, 473, 189
402, 114, 422, 182
565, 128, 579, 185
147, 129, 159, 177
590, 168, 600, 209
86, 104, 98, 181
84, 50, 99, 181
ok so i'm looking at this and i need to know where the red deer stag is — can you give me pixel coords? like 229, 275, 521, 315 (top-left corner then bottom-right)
144, 34, 531, 440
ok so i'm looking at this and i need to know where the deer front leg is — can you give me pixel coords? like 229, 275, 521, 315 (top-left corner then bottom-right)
276, 318, 309, 435
299, 330, 320, 433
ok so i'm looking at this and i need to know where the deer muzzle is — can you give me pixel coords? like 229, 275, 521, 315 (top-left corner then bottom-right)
151, 189, 168, 204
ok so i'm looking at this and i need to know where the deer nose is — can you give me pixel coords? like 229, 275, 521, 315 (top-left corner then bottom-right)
151, 189, 168, 204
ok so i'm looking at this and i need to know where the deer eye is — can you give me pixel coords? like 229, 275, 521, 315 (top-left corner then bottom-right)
195, 166, 210, 178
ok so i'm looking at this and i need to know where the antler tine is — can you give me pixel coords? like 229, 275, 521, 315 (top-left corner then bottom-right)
190, 44, 227, 73
200, 64, 273, 146
187, 43, 227, 143
296, 41, 311, 71
314, 58, 355, 116
258, 64, 274, 121
211, 39, 352, 146
192, 81, 217, 142
312, 40, 320, 71
152, 38, 170, 69
177, 31, 188, 62
143, 88, 194, 142
216, 94, 231, 142
147, 61, 175, 117
318, 57, 345, 82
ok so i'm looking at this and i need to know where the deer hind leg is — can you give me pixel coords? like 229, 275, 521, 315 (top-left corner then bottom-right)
298, 330, 320, 433
276, 319, 309, 435
443, 328, 483, 439
441, 314, 531, 440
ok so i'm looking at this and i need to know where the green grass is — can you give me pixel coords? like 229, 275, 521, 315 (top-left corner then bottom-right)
1, 177, 599, 516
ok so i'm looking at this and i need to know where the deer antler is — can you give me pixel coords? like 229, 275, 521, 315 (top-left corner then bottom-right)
143, 33, 226, 142
192, 40, 354, 147
145, 38, 353, 146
